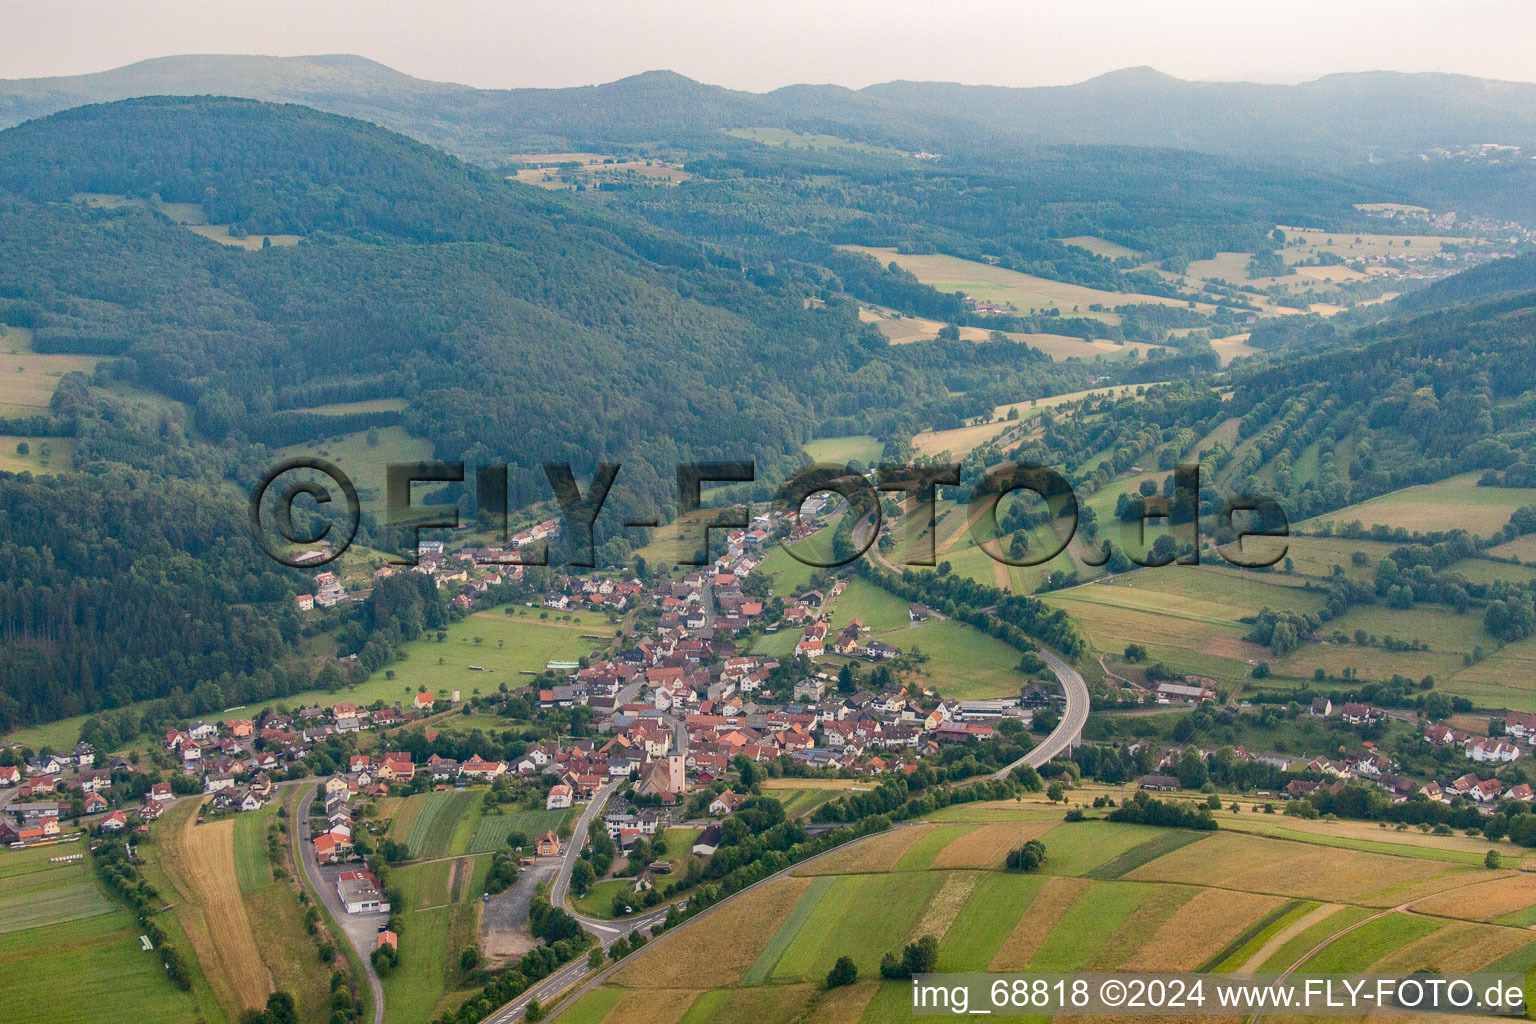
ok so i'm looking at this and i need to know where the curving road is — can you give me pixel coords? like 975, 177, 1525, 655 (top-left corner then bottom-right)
478, 629, 1091, 1023
296, 782, 385, 1024
484, 781, 672, 1024
993, 647, 1088, 779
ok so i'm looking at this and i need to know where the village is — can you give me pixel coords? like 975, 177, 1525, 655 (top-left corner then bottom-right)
6, 503, 1535, 870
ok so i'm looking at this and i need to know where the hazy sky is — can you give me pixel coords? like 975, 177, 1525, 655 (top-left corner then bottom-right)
3, 0, 1535, 90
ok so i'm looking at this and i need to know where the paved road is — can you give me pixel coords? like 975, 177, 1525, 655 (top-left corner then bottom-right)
296, 783, 385, 1024
480, 598, 1090, 1023
507, 821, 927, 1024
483, 781, 673, 1024
548, 781, 622, 910
993, 647, 1088, 778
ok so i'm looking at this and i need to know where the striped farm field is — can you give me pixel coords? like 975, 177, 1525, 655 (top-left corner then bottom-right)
989, 875, 1089, 969
1295, 912, 1442, 973
1133, 889, 1292, 971
930, 820, 1056, 870
0, 878, 113, 934
794, 824, 930, 876
1027, 881, 1160, 971
563, 806, 1525, 1024
591, 989, 700, 1024
611, 875, 814, 990
893, 824, 976, 871
405, 789, 480, 860
153, 801, 273, 1015
1085, 829, 1210, 879
1254, 905, 1375, 971
1371, 919, 1534, 973
1410, 871, 1536, 921
769, 871, 945, 981
935, 872, 1044, 971
1123, 830, 1468, 905
767, 787, 845, 820
469, 807, 572, 854
1035, 821, 1172, 877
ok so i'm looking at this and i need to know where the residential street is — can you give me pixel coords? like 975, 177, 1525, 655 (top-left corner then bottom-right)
296, 782, 385, 1024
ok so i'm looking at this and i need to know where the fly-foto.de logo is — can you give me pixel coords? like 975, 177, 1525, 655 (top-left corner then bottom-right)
249, 459, 1289, 570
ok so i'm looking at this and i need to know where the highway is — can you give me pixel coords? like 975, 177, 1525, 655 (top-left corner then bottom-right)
993, 646, 1088, 778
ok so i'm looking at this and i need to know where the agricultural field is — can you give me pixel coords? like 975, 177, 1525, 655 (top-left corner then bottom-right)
469, 807, 573, 854
838, 246, 1216, 323
727, 127, 906, 157
857, 305, 1154, 361
147, 799, 275, 1016
381, 852, 489, 1024
803, 434, 885, 466
1209, 332, 1260, 364
761, 782, 853, 821
894, 618, 1035, 700
289, 397, 409, 416
557, 802, 1535, 1024
401, 788, 482, 860
1300, 472, 1536, 538
0, 911, 206, 1024
276, 424, 435, 520
0, 435, 73, 474
1057, 235, 1141, 259
0, 323, 101, 419
0, 844, 112, 936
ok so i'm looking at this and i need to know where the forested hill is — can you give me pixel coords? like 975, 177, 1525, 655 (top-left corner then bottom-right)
1388, 253, 1536, 315
1220, 290, 1536, 522
5, 57, 1536, 220
0, 97, 914, 524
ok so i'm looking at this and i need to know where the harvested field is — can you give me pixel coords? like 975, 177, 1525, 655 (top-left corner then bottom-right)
1410, 871, 1536, 922
1086, 830, 1211, 879
172, 808, 274, 1012
989, 876, 1090, 969
1086, 884, 1199, 969
1123, 831, 1463, 905
1028, 881, 1156, 971
795, 825, 929, 876
598, 988, 701, 1024
677, 984, 813, 1024
1370, 919, 1533, 973
937, 872, 1045, 971
906, 870, 981, 944
930, 820, 1056, 870
611, 875, 811, 989
809, 979, 880, 1020
1121, 888, 1287, 971
769, 872, 944, 981
893, 824, 975, 871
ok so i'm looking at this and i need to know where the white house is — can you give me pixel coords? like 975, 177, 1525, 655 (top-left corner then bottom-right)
546, 783, 573, 810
